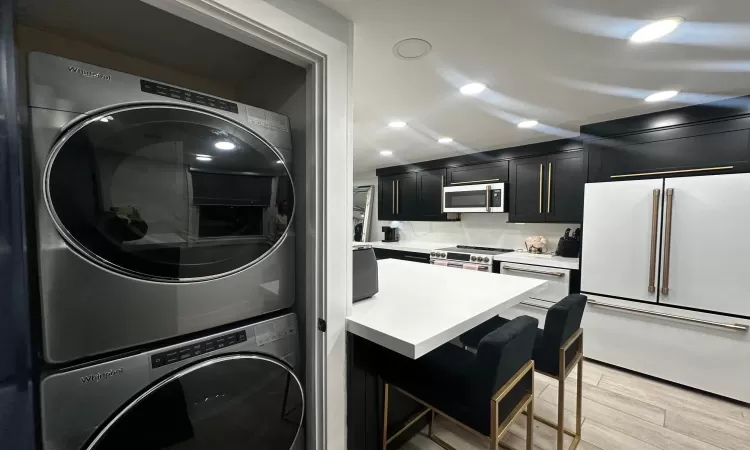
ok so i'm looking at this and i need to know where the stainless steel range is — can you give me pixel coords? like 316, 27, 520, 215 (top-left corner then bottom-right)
429, 245, 515, 272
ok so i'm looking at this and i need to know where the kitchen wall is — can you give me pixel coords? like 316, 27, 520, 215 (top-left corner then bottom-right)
354, 171, 579, 251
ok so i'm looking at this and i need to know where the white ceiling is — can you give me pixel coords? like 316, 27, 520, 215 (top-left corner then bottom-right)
319, 0, 750, 172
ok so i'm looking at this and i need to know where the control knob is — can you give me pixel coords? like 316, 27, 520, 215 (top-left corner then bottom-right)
471, 256, 477, 261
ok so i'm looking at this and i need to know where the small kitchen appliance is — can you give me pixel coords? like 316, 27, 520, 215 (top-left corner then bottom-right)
429, 245, 514, 272
382, 222, 400, 242
352, 245, 379, 302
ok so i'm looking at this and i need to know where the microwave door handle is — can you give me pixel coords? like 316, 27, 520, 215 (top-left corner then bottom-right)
486, 185, 490, 212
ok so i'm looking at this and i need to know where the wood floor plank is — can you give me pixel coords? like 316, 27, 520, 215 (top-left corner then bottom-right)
665, 409, 750, 450
581, 420, 662, 450
541, 375, 666, 426
540, 384, 720, 450
598, 375, 748, 421
508, 412, 602, 450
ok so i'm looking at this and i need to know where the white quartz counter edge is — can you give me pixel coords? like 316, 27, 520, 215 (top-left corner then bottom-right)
347, 259, 548, 359
494, 252, 579, 270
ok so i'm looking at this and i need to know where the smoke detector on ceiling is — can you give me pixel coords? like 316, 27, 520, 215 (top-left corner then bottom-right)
393, 38, 432, 60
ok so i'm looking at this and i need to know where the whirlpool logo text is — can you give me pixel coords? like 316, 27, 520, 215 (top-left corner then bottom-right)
68, 65, 112, 81
80, 368, 124, 384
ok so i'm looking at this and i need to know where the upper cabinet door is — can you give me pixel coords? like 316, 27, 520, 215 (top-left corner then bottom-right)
587, 117, 750, 182
416, 168, 447, 220
546, 151, 586, 223
660, 173, 750, 317
508, 155, 547, 223
394, 172, 417, 220
446, 161, 508, 186
379, 175, 397, 221
378, 173, 416, 221
580, 178, 663, 303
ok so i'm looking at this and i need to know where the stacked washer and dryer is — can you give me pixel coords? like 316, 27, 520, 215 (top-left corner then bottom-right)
27, 52, 304, 449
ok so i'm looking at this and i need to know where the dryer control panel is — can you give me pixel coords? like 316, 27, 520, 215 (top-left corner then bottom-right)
150, 330, 247, 368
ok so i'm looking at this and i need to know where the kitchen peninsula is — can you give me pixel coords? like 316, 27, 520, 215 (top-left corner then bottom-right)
346, 258, 547, 449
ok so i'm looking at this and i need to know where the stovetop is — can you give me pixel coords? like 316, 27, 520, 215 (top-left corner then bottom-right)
435, 245, 515, 256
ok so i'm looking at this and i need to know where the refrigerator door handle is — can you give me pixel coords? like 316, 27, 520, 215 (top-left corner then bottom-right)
648, 189, 660, 293
661, 188, 675, 295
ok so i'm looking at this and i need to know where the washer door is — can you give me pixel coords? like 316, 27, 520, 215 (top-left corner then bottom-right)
45, 105, 294, 282
86, 354, 303, 449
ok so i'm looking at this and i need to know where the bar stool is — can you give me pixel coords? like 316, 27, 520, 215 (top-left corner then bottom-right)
459, 294, 587, 450
380, 315, 539, 450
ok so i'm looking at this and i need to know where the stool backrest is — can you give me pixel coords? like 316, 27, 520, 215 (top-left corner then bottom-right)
474, 315, 538, 401
540, 294, 587, 374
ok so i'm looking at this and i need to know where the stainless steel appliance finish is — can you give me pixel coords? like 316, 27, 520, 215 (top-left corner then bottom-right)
41, 313, 302, 450
442, 182, 507, 213
429, 245, 513, 272
28, 52, 296, 363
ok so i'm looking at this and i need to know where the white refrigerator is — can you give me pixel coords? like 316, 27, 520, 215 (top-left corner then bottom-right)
580, 172, 750, 402
582, 173, 750, 317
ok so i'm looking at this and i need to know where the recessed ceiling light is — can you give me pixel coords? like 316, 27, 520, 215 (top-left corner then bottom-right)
517, 120, 539, 129
645, 90, 679, 102
196, 155, 212, 161
460, 82, 486, 95
380, 150, 393, 156
393, 38, 432, 60
388, 121, 407, 128
630, 17, 683, 43
215, 141, 235, 150
437, 137, 453, 144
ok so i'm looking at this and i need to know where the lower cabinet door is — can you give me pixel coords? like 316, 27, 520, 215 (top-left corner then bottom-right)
583, 295, 750, 403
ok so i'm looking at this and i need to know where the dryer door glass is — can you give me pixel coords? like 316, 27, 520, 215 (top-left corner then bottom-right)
45, 105, 294, 281
86, 355, 303, 450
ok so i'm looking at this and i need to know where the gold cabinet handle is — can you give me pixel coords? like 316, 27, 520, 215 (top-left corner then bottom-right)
485, 185, 491, 212
547, 163, 552, 213
396, 179, 399, 215
648, 189, 660, 293
391, 180, 396, 214
538, 164, 543, 214
661, 188, 674, 295
441, 175, 445, 213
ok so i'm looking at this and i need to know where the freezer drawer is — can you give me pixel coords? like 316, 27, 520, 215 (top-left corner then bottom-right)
583, 295, 750, 403
499, 262, 570, 303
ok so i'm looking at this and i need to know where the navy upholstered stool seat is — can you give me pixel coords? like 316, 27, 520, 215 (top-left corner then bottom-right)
381, 315, 539, 450
459, 294, 588, 450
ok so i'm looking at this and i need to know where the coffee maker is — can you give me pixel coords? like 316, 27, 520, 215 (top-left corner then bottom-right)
382, 222, 399, 242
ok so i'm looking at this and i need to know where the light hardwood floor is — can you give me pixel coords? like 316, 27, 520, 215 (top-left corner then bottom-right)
404, 359, 750, 450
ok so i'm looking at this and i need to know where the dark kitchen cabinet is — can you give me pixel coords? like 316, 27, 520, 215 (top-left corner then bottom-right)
373, 248, 430, 263
416, 168, 453, 221
446, 161, 508, 186
509, 155, 547, 223
509, 151, 585, 223
587, 116, 750, 182
379, 172, 416, 221
546, 151, 586, 223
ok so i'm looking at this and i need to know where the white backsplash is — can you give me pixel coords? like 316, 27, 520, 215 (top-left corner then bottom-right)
379, 214, 578, 252
355, 171, 579, 252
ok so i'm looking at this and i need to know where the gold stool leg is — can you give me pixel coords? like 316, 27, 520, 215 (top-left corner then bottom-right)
526, 394, 534, 450
557, 370, 564, 450
382, 383, 389, 450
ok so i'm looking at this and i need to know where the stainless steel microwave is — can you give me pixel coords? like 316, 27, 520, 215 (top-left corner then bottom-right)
443, 182, 507, 213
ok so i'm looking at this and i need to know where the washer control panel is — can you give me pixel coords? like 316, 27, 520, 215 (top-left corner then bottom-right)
141, 79, 239, 113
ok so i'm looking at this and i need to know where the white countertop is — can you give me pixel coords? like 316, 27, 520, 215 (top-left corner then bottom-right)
494, 252, 579, 270
346, 259, 547, 359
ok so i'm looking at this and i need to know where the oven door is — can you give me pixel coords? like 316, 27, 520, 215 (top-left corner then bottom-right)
443, 182, 506, 213
430, 259, 490, 272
